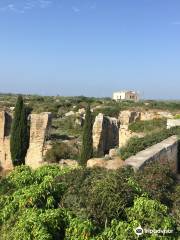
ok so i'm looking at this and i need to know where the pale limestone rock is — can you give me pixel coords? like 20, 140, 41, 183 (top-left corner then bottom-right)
93, 113, 119, 156
105, 158, 124, 170
65, 111, 75, 117
119, 111, 141, 148
87, 157, 124, 170
75, 117, 84, 126
109, 148, 118, 158
119, 128, 144, 148
167, 119, 180, 129
59, 159, 78, 167
26, 113, 52, 169
9, 107, 15, 111
0, 111, 13, 171
119, 111, 141, 125
140, 111, 173, 121
87, 158, 107, 168
78, 108, 86, 115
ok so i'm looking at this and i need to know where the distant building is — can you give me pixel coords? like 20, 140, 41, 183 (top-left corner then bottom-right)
112, 90, 139, 102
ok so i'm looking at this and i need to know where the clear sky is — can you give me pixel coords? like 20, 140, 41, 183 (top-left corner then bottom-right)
0, 0, 180, 99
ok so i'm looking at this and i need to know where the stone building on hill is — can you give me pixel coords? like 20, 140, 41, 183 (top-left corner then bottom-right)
112, 90, 139, 102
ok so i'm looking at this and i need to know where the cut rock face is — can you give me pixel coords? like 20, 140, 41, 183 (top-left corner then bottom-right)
92, 113, 119, 156
25, 113, 52, 169
119, 111, 141, 148
0, 111, 13, 170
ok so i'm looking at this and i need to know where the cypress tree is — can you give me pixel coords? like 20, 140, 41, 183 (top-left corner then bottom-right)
10, 95, 29, 166
80, 105, 93, 166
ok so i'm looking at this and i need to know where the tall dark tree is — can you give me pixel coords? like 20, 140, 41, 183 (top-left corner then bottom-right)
10, 95, 29, 166
80, 105, 93, 166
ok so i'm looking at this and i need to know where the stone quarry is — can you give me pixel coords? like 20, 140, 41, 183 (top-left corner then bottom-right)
0, 111, 52, 171
92, 110, 175, 156
0, 107, 178, 172
124, 135, 178, 173
0, 111, 13, 170
26, 113, 52, 169
118, 111, 142, 148
92, 113, 119, 156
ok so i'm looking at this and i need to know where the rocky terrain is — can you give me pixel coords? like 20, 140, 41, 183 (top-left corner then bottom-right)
0, 93, 180, 173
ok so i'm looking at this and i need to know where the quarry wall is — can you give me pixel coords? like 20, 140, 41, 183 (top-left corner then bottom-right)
93, 113, 119, 156
124, 135, 179, 173
0, 111, 52, 171
0, 111, 13, 170
25, 113, 52, 169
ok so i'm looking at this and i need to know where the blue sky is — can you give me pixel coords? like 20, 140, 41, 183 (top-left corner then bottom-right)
0, 0, 180, 99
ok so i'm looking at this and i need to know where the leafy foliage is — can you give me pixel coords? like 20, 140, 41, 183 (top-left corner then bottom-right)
171, 185, 180, 228
59, 167, 137, 227
0, 165, 70, 239
44, 142, 80, 163
1, 208, 68, 240
65, 217, 95, 240
134, 163, 176, 206
0, 164, 179, 239
94, 196, 177, 240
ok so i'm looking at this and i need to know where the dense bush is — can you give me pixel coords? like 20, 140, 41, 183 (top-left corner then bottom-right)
119, 127, 180, 160
134, 163, 176, 206
51, 116, 83, 137
0, 164, 179, 239
65, 217, 95, 240
95, 197, 177, 240
45, 142, 80, 163
128, 118, 166, 133
171, 185, 180, 228
0, 165, 71, 239
59, 167, 137, 227
1, 208, 68, 240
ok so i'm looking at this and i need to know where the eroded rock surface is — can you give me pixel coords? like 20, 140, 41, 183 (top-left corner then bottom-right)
0, 111, 13, 170
93, 113, 119, 156
119, 111, 141, 148
26, 113, 52, 169
87, 157, 124, 170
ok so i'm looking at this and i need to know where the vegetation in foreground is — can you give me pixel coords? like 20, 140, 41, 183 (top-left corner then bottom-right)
0, 163, 179, 239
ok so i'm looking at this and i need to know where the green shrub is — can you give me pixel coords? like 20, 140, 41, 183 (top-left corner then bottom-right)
51, 116, 83, 137
59, 167, 136, 227
171, 185, 180, 228
128, 118, 166, 133
1, 208, 68, 240
44, 142, 80, 163
0, 165, 69, 239
0, 163, 179, 239
119, 127, 180, 160
96, 196, 177, 240
174, 114, 180, 119
65, 217, 95, 240
134, 163, 176, 206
